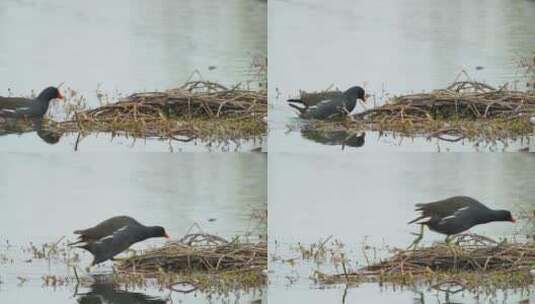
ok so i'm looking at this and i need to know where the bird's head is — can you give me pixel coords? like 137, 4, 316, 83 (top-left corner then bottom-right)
152, 226, 171, 239
37, 87, 64, 102
344, 86, 367, 103
497, 210, 516, 223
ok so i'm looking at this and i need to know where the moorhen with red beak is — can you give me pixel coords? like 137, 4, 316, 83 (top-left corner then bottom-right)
287, 86, 366, 120
0, 87, 63, 118
70, 216, 170, 266
408, 196, 515, 248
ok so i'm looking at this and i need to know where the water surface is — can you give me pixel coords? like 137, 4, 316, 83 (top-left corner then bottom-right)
269, 0, 535, 152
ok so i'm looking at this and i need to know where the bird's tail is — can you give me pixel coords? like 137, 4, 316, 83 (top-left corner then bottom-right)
72, 242, 92, 253
408, 216, 425, 224
287, 99, 307, 114
67, 234, 84, 246
67, 240, 83, 246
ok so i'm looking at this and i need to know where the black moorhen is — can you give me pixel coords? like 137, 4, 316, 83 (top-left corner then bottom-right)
0, 87, 63, 118
408, 196, 515, 247
71, 216, 170, 266
287, 86, 366, 120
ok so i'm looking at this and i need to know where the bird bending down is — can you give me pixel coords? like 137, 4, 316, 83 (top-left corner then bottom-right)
70, 216, 170, 266
408, 196, 515, 249
0, 87, 63, 118
287, 86, 366, 120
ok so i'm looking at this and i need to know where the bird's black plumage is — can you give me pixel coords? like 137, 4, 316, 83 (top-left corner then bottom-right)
0, 87, 63, 118
70, 216, 142, 246
409, 196, 515, 236
71, 216, 169, 265
288, 86, 366, 120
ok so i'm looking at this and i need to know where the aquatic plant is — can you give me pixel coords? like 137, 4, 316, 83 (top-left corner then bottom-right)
300, 81, 535, 144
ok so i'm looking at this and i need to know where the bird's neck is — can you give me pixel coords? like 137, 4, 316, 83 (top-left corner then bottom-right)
478, 210, 505, 224
35, 96, 53, 111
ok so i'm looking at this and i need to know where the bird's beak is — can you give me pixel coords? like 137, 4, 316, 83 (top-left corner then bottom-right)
362, 95, 368, 103
165, 232, 171, 239
510, 218, 516, 223
57, 91, 64, 100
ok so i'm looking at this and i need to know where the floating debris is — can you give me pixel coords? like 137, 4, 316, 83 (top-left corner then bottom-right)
4, 81, 266, 145
305, 81, 535, 143
116, 233, 267, 291
355, 81, 535, 121
315, 235, 535, 291
118, 233, 266, 273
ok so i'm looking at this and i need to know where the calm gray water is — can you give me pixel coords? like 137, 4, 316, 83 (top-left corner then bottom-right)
0, 0, 267, 151
269, 153, 535, 303
268, 0, 535, 152
0, 153, 267, 303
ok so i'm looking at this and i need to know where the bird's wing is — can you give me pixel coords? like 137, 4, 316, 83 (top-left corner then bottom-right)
304, 99, 343, 119
84, 225, 138, 261
0, 98, 33, 109
415, 196, 480, 218
0, 107, 32, 117
74, 216, 140, 241
438, 206, 471, 225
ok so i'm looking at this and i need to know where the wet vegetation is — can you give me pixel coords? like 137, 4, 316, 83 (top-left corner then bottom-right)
116, 233, 267, 292
58, 81, 267, 142
272, 232, 534, 299
300, 81, 535, 145
519, 52, 535, 91
315, 235, 534, 291
1, 233, 266, 298
1, 58, 268, 149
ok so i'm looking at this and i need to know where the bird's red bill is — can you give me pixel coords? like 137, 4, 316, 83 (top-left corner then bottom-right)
165, 232, 171, 239
57, 91, 64, 99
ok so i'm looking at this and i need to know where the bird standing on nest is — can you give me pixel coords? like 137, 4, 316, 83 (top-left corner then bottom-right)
408, 196, 515, 249
70, 216, 170, 266
287, 86, 367, 120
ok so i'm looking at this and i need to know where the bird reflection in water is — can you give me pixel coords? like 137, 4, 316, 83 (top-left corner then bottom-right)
301, 129, 366, 149
0, 117, 63, 144
76, 283, 167, 304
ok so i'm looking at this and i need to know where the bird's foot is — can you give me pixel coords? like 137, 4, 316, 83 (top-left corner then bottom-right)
407, 225, 425, 250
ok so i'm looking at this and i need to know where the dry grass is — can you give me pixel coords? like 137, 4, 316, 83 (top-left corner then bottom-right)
115, 233, 267, 292
304, 81, 535, 143
53, 81, 267, 142
518, 52, 535, 90
118, 233, 266, 273
314, 235, 535, 291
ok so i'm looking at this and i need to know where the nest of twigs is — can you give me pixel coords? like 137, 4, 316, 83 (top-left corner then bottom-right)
81, 81, 266, 120
355, 81, 535, 122
57, 81, 266, 141
117, 233, 267, 274
315, 235, 535, 290
305, 81, 535, 143
365, 236, 534, 274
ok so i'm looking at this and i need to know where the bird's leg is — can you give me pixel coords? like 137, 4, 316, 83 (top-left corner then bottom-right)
445, 235, 459, 270
445, 235, 452, 245
408, 224, 425, 250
